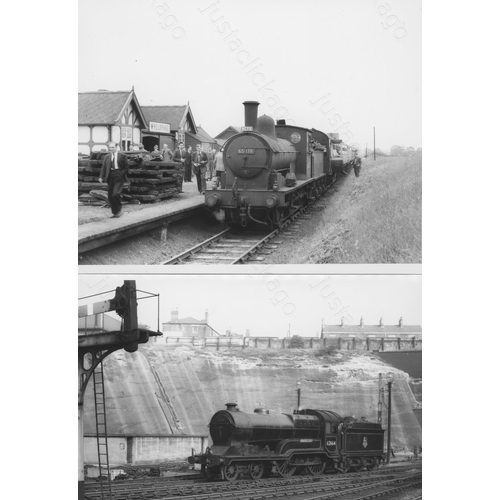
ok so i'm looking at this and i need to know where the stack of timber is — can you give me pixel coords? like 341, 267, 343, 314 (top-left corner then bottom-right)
78, 151, 184, 204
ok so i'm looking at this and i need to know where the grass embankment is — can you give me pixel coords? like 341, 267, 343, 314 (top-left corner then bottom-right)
307, 155, 422, 263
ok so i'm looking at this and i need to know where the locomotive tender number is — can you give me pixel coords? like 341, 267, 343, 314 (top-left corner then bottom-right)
238, 148, 255, 154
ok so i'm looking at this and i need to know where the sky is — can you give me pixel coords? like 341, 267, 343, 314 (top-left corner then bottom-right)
78, 273, 422, 337
79, 0, 422, 151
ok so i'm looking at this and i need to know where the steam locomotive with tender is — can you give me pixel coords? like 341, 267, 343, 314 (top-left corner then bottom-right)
188, 403, 385, 481
205, 101, 358, 228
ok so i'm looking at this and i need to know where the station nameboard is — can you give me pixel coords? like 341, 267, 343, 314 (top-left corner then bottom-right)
149, 121, 171, 133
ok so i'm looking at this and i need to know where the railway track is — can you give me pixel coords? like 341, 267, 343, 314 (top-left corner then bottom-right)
84, 462, 421, 499
160, 186, 331, 265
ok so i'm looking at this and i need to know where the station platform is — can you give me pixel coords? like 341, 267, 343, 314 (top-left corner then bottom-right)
78, 181, 207, 254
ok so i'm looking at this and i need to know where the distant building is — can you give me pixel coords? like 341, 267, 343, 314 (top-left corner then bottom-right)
185, 125, 217, 152
160, 309, 220, 341
78, 89, 148, 155
321, 317, 422, 339
213, 125, 241, 150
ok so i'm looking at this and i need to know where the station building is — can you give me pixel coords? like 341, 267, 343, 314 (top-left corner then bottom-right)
78, 89, 147, 155
141, 103, 216, 153
159, 308, 220, 341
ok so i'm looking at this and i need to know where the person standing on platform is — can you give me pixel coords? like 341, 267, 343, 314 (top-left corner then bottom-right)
207, 146, 215, 180
98, 142, 129, 218
192, 143, 208, 194
214, 148, 224, 185
184, 145, 193, 182
173, 142, 188, 192
162, 143, 174, 161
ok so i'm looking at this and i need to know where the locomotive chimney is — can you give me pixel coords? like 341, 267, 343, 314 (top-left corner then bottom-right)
243, 101, 259, 129
225, 403, 238, 412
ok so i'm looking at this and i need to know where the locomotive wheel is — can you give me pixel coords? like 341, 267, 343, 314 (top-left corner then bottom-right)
308, 460, 326, 476
277, 460, 297, 478
248, 462, 264, 480
222, 463, 239, 482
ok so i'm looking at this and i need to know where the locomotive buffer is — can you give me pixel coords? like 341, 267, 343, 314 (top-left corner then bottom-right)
78, 280, 161, 500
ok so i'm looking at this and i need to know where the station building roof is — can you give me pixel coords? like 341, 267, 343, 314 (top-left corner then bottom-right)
78, 89, 147, 128
142, 104, 197, 133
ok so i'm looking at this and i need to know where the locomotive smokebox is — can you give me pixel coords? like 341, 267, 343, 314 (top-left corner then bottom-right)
243, 101, 260, 129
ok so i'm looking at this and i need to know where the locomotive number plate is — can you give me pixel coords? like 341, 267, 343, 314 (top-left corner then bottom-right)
238, 148, 255, 154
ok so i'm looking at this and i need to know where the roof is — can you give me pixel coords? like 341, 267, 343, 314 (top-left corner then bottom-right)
164, 316, 205, 325
322, 324, 422, 335
141, 105, 197, 132
78, 89, 147, 127
186, 125, 216, 144
214, 125, 241, 139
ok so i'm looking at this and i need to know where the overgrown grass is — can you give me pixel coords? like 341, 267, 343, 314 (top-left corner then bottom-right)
308, 155, 422, 263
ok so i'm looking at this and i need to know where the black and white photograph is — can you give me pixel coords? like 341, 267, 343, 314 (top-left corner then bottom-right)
75, 1, 425, 499
78, 273, 422, 497
78, 0, 422, 266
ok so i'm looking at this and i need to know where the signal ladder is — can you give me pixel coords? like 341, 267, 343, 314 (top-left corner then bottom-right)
93, 362, 113, 499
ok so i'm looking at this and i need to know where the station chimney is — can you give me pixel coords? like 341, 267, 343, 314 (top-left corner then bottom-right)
399, 317, 404, 327
243, 101, 260, 129
171, 308, 179, 323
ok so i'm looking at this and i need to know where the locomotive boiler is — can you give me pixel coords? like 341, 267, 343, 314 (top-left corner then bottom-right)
205, 101, 347, 228
188, 403, 385, 481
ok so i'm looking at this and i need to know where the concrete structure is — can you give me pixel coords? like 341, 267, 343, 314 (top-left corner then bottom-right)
78, 313, 121, 334
84, 435, 208, 466
78, 89, 148, 155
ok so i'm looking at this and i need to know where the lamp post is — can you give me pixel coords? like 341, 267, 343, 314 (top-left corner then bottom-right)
386, 372, 394, 464
296, 381, 301, 412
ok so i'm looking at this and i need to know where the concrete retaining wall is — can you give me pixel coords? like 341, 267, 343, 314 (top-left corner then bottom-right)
84, 435, 208, 466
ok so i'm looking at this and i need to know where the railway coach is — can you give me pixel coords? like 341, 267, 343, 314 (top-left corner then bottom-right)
205, 101, 354, 228
188, 403, 385, 481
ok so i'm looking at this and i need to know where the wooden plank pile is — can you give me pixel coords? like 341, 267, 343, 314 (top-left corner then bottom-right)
78, 151, 184, 204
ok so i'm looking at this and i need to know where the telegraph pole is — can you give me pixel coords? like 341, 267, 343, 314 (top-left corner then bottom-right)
373, 127, 376, 161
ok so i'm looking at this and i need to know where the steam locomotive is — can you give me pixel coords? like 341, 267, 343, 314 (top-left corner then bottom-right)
188, 403, 385, 481
205, 101, 358, 228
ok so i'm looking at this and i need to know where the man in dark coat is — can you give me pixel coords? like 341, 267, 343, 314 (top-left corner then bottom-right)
173, 142, 188, 191
184, 145, 193, 182
99, 142, 129, 218
192, 144, 208, 194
